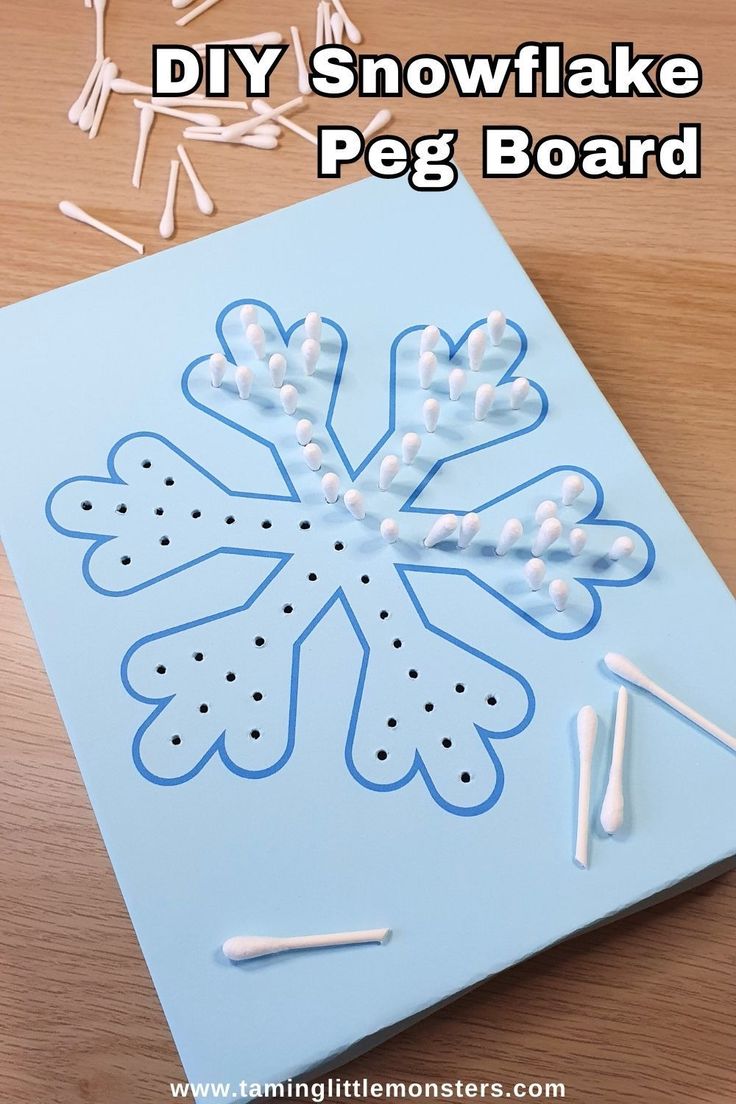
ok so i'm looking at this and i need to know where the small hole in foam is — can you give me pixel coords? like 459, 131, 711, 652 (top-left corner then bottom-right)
225, 515, 236, 525
455, 683, 465, 694
252, 691, 263, 702
308, 572, 318, 582
424, 702, 434, 713
116, 504, 127, 514
225, 671, 236, 682
376, 749, 388, 761
361, 574, 370, 584
254, 636, 265, 648
387, 717, 397, 728
193, 652, 204, 662
121, 555, 131, 566
299, 520, 310, 530
283, 604, 293, 614
159, 536, 170, 546
392, 639, 402, 649
155, 507, 164, 517
408, 669, 418, 679
334, 541, 344, 551
250, 729, 261, 740
199, 703, 209, 714
156, 664, 166, 675
171, 735, 181, 746
486, 695, 498, 707
261, 520, 272, 529
460, 771, 472, 783
442, 737, 452, 748
81, 500, 92, 511
141, 460, 151, 469
164, 477, 174, 487
191, 509, 201, 519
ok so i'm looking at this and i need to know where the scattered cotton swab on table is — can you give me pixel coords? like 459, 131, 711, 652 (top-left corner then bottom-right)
111, 78, 153, 95
134, 99, 222, 128
159, 159, 180, 240
223, 929, 390, 961
177, 144, 214, 215
331, 0, 363, 43
604, 653, 736, 752
69, 57, 104, 125
219, 96, 303, 141
575, 706, 598, 868
290, 26, 311, 95
78, 57, 110, 132
58, 200, 144, 254
88, 59, 117, 140
315, 1, 325, 48
175, 0, 222, 27
132, 105, 155, 188
152, 96, 250, 111
600, 686, 628, 835
93, 0, 108, 62
182, 131, 279, 149
191, 32, 283, 51
362, 109, 392, 140
330, 10, 344, 43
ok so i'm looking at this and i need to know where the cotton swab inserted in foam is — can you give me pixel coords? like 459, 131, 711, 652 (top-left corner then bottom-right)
177, 145, 214, 215
575, 706, 597, 868
604, 653, 736, 752
58, 201, 144, 255
175, 0, 222, 27
223, 928, 390, 961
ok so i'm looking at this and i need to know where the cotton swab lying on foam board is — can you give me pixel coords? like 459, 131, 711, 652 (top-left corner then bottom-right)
600, 686, 628, 835
604, 653, 736, 752
219, 96, 303, 141
362, 109, 392, 140
575, 706, 597, 868
331, 0, 363, 43
69, 57, 104, 124
159, 159, 180, 240
132, 106, 155, 188
290, 26, 311, 95
252, 98, 317, 144
134, 99, 222, 127
177, 145, 214, 215
58, 201, 144, 254
223, 928, 390, 961
175, 0, 222, 27
88, 60, 118, 140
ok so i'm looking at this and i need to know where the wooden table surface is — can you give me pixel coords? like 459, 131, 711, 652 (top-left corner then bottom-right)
1, 1, 734, 1101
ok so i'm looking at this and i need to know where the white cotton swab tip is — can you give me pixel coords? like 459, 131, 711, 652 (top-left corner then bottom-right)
177, 144, 214, 215
380, 518, 399, 543
495, 518, 523, 556
304, 312, 322, 340
58, 201, 144, 255
280, 385, 298, 415
609, 536, 635, 561
458, 513, 481, 550
344, 489, 365, 520
549, 578, 569, 612
531, 516, 562, 557
378, 455, 400, 491
302, 338, 320, 375
321, 472, 340, 503
448, 368, 466, 401
569, 527, 587, 555
303, 443, 322, 471
362, 109, 392, 140
510, 377, 530, 409
235, 365, 253, 399
209, 353, 226, 387
535, 500, 558, 525
223, 928, 390, 961
401, 433, 421, 464
268, 353, 286, 388
423, 398, 440, 433
524, 558, 545, 591
487, 310, 506, 345
474, 383, 495, 421
424, 514, 458, 549
295, 419, 313, 446
420, 324, 440, 353
562, 473, 585, 506
468, 327, 487, 370
418, 351, 437, 389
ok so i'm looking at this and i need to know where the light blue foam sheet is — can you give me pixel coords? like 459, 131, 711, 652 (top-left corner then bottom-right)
0, 174, 734, 1095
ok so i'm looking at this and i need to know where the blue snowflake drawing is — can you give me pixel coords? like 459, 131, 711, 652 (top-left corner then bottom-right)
46, 300, 655, 815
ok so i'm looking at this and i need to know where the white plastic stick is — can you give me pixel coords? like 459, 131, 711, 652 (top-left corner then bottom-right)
604, 653, 736, 752
223, 928, 390, 961
79, 57, 110, 131
601, 687, 628, 835
58, 201, 144, 255
191, 32, 283, 51
252, 98, 317, 145
331, 0, 362, 43
177, 144, 214, 214
315, 1, 325, 48
159, 159, 179, 240
330, 11, 344, 43
88, 60, 118, 140
175, 0, 222, 27
321, 1, 333, 44
290, 26, 311, 95
220, 96, 303, 141
69, 57, 104, 124
575, 706, 598, 868
135, 99, 221, 127
132, 105, 155, 188
93, 0, 108, 62
362, 109, 392, 140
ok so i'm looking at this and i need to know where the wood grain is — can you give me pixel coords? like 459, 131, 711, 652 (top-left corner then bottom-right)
0, 2, 734, 1101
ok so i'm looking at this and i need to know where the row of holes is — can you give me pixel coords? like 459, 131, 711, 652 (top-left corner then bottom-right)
171, 728, 262, 745
374, 747, 472, 781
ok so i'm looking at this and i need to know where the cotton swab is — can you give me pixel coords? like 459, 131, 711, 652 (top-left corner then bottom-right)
152, 96, 250, 111
177, 144, 214, 215
78, 57, 110, 131
191, 32, 283, 51
247, 323, 266, 358
315, 1, 325, 49
524, 558, 545, 591
448, 368, 466, 401
458, 513, 481, 550
182, 131, 279, 149
474, 383, 495, 420
562, 473, 585, 506
510, 377, 530, 409
423, 398, 440, 433
93, 0, 108, 62
321, 1, 333, 44
600, 687, 628, 835
175, 0, 223, 28
111, 78, 153, 95
235, 366, 253, 399
420, 324, 440, 353
219, 96, 303, 141
251, 98, 318, 145
575, 706, 597, 868
604, 653, 736, 752
304, 443, 323, 471
159, 159, 180, 240
495, 518, 523, 556
134, 99, 221, 127
548, 578, 569, 612
330, 0, 363, 43
280, 385, 298, 415
362, 109, 392, 140
68, 57, 104, 124
344, 489, 366, 520
487, 309, 506, 345
58, 201, 144, 255
268, 353, 287, 388
330, 11, 344, 44
380, 519, 399, 543
531, 517, 562, 556
209, 353, 226, 387
322, 473, 340, 503
290, 26, 311, 95
609, 536, 635, 561
378, 455, 400, 491
401, 433, 421, 464
424, 514, 458, 548
296, 419, 313, 446
223, 928, 390, 961
88, 60, 118, 140
132, 105, 155, 188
